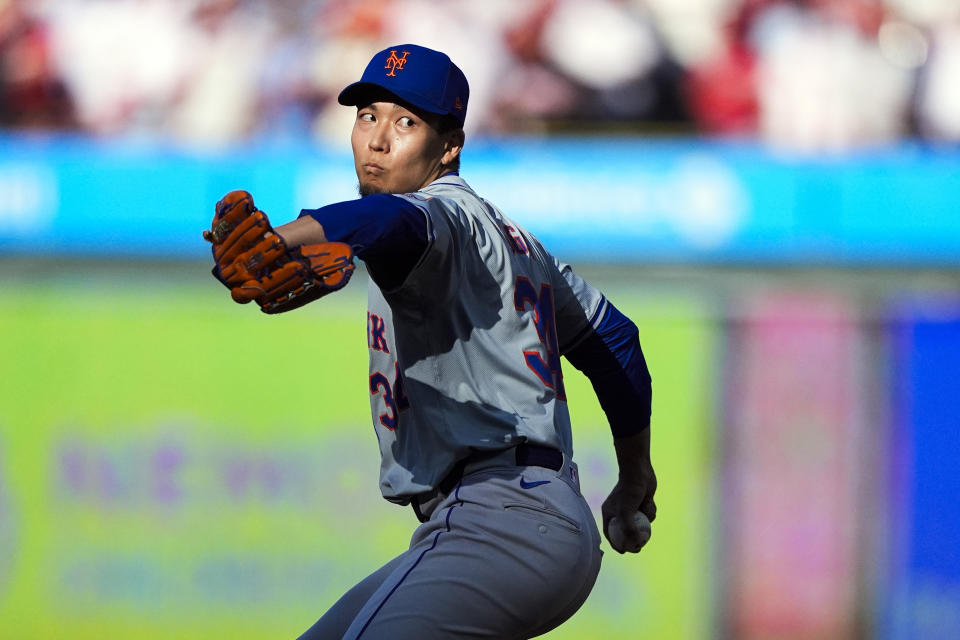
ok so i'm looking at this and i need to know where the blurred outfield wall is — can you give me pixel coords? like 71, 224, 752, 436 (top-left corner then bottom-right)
0, 266, 715, 640
1, 136, 959, 639
2, 135, 960, 264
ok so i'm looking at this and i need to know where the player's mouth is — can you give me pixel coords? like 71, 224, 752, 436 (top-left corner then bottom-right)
363, 162, 385, 176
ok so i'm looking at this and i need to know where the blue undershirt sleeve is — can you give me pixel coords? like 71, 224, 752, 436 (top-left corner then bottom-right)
298, 194, 428, 291
563, 300, 652, 438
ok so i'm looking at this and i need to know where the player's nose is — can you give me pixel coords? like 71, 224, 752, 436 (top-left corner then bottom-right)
368, 123, 390, 153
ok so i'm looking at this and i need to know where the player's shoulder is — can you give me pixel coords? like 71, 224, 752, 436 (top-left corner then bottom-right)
406, 174, 556, 269
388, 175, 468, 213
396, 176, 491, 228
421, 174, 473, 195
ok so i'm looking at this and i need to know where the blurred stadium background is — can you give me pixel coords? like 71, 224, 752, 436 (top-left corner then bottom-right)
1, 0, 959, 638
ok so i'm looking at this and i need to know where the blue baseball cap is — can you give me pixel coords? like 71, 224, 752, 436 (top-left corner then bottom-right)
338, 44, 469, 127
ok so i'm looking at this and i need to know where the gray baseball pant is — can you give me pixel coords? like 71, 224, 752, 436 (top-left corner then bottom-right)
297, 450, 603, 639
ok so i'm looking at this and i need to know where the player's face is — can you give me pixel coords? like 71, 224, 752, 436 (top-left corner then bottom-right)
352, 101, 460, 196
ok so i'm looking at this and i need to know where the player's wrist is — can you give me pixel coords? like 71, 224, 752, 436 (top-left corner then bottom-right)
275, 216, 328, 248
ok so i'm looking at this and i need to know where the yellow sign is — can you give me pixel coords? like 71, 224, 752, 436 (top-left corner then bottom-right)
0, 272, 715, 639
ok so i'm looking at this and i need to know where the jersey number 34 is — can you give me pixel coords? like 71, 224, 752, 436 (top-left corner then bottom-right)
369, 362, 409, 431
514, 277, 566, 401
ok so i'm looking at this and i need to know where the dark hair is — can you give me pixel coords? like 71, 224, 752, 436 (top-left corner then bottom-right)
436, 114, 461, 134
418, 112, 463, 173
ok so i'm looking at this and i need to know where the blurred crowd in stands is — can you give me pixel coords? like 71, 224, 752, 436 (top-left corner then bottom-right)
2, 0, 959, 151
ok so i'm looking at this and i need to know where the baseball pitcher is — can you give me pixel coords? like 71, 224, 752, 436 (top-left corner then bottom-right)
204, 44, 656, 640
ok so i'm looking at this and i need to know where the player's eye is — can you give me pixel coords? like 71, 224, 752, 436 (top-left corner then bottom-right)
397, 116, 415, 129
359, 112, 375, 123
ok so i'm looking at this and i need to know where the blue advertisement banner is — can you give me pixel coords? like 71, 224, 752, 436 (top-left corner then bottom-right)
1, 135, 958, 264
883, 302, 960, 639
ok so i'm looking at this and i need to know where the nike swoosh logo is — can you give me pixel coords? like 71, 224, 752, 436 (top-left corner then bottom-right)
520, 476, 551, 490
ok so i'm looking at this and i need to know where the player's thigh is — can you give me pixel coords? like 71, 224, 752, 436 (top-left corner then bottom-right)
344, 476, 602, 639
296, 553, 406, 640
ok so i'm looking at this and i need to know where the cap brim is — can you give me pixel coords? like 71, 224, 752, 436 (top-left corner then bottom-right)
337, 82, 448, 117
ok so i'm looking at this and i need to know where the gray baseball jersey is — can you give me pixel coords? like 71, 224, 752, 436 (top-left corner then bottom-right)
365, 175, 606, 503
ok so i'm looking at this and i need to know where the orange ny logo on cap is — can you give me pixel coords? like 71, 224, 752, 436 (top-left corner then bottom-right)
384, 50, 410, 77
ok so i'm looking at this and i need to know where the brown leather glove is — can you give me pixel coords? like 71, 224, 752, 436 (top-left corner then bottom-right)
204, 190, 355, 314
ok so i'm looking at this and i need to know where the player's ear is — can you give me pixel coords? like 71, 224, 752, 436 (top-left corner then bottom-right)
441, 129, 464, 166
